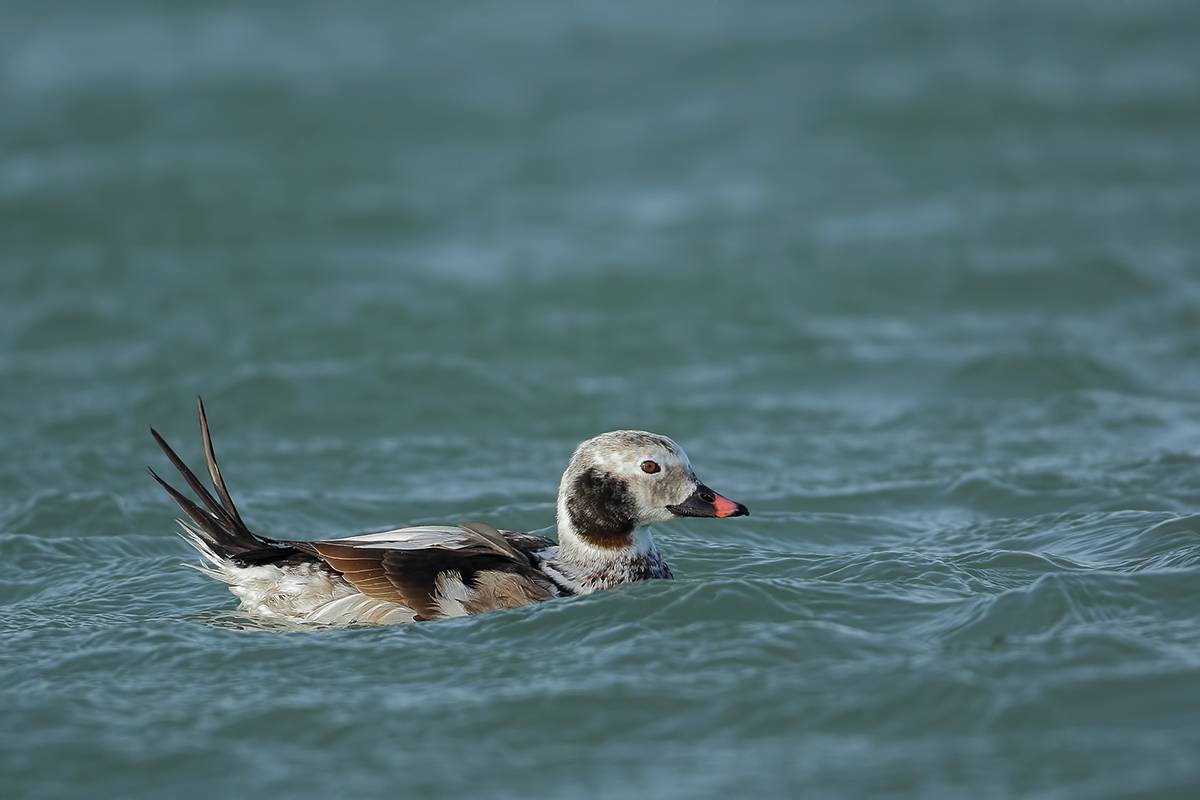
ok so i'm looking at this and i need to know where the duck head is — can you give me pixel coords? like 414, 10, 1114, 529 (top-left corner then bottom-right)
555, 430, 748, 552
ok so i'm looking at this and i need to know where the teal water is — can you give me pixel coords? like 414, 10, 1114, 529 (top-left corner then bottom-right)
3, 0, 1200, 797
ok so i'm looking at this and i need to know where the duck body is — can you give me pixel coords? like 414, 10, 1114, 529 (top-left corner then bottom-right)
150, 400, 747, 627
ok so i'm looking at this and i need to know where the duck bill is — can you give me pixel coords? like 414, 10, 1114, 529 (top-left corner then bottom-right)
667, 484, 749, 518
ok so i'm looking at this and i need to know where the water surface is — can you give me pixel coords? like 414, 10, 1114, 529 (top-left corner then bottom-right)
3, 1, 1200, 797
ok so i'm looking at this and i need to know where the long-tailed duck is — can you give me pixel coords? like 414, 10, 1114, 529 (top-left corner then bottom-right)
150, 399, 748, 626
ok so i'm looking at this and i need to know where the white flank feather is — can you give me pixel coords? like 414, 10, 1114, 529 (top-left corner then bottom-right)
179, 522, 418, 626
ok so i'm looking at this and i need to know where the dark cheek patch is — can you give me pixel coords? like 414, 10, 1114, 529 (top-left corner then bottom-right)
567, 468, 638, 549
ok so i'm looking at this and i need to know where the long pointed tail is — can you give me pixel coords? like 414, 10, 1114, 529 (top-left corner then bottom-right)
149, 397, 288, 563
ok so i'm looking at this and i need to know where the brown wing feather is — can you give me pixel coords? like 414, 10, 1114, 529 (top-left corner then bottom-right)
309, 543, 409, 606
500, 530, 558, 560
310, 538, 556, 620
380, 548, 532, 619
461, 571, 554, 615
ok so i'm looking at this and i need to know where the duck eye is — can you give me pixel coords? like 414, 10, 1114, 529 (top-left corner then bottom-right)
641, 460, 661, 474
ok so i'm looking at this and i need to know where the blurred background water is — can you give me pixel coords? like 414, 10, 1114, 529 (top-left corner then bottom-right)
3, 0, 1200, 797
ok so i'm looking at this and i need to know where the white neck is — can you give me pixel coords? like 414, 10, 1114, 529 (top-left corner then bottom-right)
545, 496, 668, 594
556, 519, 658, 561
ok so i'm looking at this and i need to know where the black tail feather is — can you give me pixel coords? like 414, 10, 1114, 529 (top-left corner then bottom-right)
196, 396, 246, 534
150, 397, 288, 561
147, 465, 230, 549
150, 426, 233, 531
